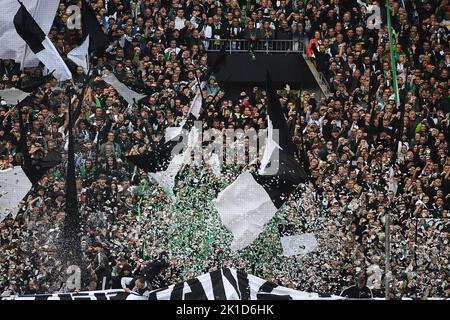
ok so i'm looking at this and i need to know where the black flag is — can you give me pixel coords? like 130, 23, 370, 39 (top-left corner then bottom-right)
126, 138, 181, 174
126, 120, 196, 173
18, 102, 61, 185
67, 0, 109, 72
63, 94, 81, 264
19, 70, 55, 93
81, 0, 109, 55
265, 70, 296, 156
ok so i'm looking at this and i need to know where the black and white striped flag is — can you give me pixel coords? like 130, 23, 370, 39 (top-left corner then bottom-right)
147, 268, 341, 300
1, 269, 343, 300
13, 1, 71, 81
1, 289, 144, 300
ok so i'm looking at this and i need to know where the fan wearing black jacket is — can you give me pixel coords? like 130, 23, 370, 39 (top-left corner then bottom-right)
340, 274, 373, 299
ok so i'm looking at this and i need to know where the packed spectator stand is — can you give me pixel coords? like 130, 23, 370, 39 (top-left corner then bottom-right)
0, 0, 449, 299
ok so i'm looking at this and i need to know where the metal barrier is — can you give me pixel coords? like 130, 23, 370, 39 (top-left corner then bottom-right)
318, 71, 332, 95
203, 39, 305, 54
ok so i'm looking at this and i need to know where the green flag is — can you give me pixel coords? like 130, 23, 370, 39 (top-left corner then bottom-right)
386, 2, 400, 107
141, 239, 147, 259
136, 198, 143, 223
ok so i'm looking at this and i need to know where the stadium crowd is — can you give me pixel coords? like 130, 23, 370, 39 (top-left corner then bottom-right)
0, 0, 449, 299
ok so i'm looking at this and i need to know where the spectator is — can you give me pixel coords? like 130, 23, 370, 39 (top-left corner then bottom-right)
340, 273, 373, 299
91, 243, 111, 290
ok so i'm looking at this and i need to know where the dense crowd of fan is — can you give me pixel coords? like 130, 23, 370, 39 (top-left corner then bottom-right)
0, 0, 449, 298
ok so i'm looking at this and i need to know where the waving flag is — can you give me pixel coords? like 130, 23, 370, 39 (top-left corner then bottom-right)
18, 106, 61, 185
149, 125, 200, 195
0, 167, 32, 222
214, 71, 306, 251
13, 1, 71, 81
188, 81, 206, 119
128, 120, 201, 196
18, 70, 55, 93
127, 138, 181, 174
68, 34, 91, 74
280, 233, 318, 257
0, 0, 59, 68
0, 88, 29, 105
102, 73, 145, 105
68, 0, 109, 73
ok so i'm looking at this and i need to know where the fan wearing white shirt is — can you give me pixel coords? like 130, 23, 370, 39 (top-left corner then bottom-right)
174, 8, 186, 30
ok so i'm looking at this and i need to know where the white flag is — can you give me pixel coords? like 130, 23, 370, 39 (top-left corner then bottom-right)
214, 172, 277, 251
188, 81, 205, 119
280, 233, 318, 257
165, 119, 186, 143
102, 72, 146, 105
0, 88, 29, 105
0, 167, 32, 222
67, 35, 90, 74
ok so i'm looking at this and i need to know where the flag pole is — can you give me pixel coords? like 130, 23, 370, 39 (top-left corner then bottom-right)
18, 0, 28, 71
385, 2, 397, 300
194, 73, 206, 119
71, 65, 93, 122
298, 83, 311, 182
63, 84, 82, 267
385, 212, 391, 300
17, 98, 33, 173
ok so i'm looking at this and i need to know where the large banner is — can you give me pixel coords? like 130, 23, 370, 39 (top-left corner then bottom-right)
149, 268, 342, 300
3, 268, 446, 300
1, 268, 342, 300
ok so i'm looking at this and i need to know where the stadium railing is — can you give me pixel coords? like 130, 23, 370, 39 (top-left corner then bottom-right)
203, 39, 305, 54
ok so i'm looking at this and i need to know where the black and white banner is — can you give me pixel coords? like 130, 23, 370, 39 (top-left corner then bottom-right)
4, 268, 447, 300
13, 1, 71, 81
1, 289, 144, 301
1, 269, 342, 300
148, 268, 342, 300
0, 0, 59, 68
